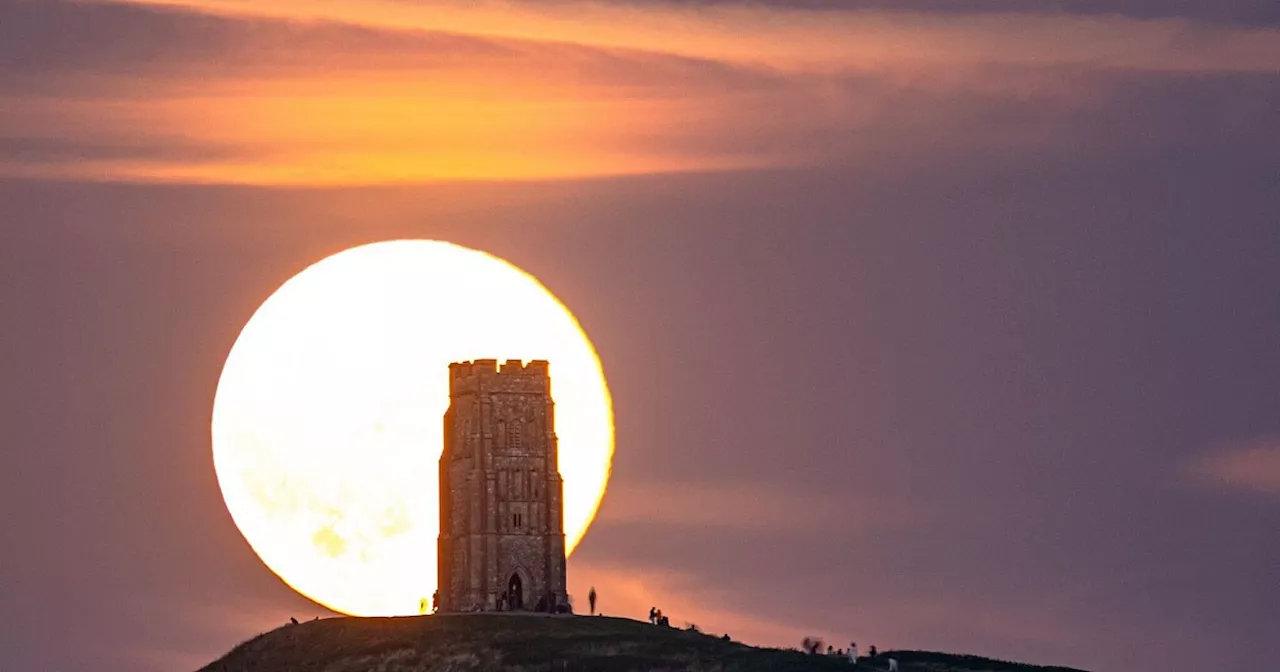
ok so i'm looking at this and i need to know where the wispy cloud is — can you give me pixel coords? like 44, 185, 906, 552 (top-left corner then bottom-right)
568, 544, 1089, 659
1, 2, 797, 183
597, 479, 925, 532
2, 0, 1276, 185
568, 558, 821, 647
1184, 438, 1280, 496
105, 0, 1280, 73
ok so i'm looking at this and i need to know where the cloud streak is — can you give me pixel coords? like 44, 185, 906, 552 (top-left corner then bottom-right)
596, 479, 925, 532
2, 0, 1277, 184
568, 558, 821, 647
107, 0, 1280, 73
1185, 439, 1280, 496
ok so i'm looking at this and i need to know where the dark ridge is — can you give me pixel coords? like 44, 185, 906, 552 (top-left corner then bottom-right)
198, 614, 1091, 672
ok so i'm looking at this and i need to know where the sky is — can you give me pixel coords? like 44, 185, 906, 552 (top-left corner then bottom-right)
1, 1, 1278, 671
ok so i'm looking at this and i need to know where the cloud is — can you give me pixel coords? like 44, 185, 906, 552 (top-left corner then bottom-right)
0, 2, 800, 183
2, 0, 1277, 184
596, 479, 925, 532
567, 558, 821, 647
608, 0, 1280, 26
0, 1, 769, 87
1184, 439, 1280, 495
0, 136, 246, 164
568, 526, 1091, 661
105, 0, 1280, 73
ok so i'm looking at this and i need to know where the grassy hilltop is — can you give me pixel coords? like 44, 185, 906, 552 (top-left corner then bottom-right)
199, 614, 1089, 672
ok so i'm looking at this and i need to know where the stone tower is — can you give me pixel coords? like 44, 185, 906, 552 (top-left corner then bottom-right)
437, 359, 569, 613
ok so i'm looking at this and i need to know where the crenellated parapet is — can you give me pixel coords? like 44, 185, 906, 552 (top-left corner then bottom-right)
449, 359, 550, 396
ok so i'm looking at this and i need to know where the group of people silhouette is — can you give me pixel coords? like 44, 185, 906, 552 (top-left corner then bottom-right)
803, 638, 898, 670
414, 584, 905, 671
646, 606, 671, 627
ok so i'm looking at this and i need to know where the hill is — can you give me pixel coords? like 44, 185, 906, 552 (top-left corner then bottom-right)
198, 614, 1090, 672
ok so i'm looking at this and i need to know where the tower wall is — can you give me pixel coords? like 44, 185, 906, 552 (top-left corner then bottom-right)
438, 359, 569, 612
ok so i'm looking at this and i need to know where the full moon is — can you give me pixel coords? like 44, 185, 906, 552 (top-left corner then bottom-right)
211, 240, 614, 616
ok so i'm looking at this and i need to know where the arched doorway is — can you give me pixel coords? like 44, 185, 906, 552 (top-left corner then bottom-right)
507, 573, 523, 611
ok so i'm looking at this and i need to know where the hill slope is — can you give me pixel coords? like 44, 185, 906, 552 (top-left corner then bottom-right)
199, 614, 1089, 672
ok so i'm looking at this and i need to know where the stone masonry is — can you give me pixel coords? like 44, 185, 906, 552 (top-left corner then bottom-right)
437, 359, 569, 613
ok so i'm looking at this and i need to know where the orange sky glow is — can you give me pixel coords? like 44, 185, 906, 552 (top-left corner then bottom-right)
5, 0, 1278, 185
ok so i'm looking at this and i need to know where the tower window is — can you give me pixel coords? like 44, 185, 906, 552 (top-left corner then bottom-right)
513, 513, 523, 529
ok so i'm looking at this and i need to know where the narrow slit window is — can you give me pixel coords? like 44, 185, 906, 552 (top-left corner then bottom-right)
510, 422, 522, 451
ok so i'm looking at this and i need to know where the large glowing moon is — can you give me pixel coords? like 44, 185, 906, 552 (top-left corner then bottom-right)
211, 240, 613, 617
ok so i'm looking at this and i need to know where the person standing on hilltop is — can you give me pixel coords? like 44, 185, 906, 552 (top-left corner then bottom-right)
588, 586, 597, 615
849, 642, 859, 664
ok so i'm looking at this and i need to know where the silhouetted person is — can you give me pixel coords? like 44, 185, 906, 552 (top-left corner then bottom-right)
722, 634, 731, 642
649, 607, 657, 624
588, 586, 597, 615
869, 645, 877, 657
289, 617, 298, 625
849, 642, 858, 664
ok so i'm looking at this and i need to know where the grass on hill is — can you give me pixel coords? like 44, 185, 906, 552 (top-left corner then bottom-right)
199, 614, 1090, 672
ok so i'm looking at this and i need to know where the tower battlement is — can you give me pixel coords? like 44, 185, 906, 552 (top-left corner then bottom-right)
449, 359, 550, 396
